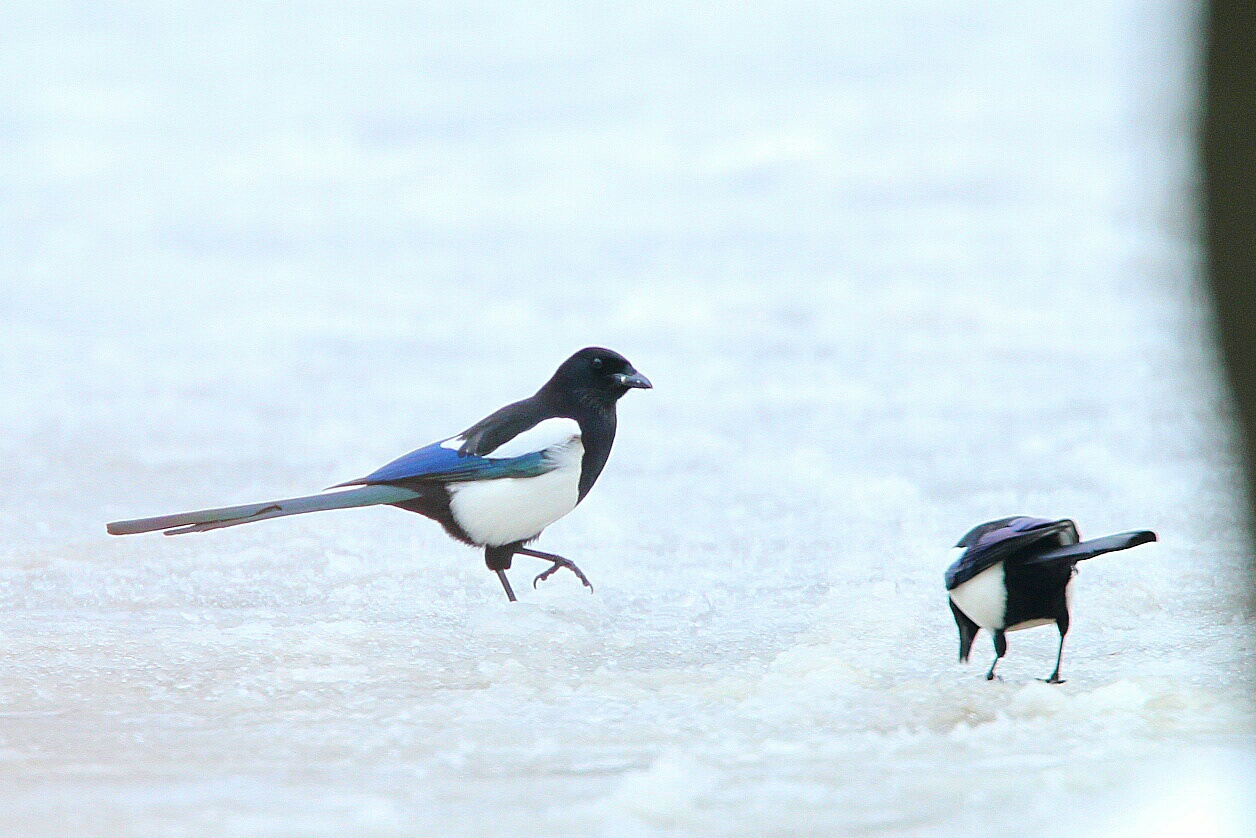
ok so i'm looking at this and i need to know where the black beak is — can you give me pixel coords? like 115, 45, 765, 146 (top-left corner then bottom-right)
614, 371, 653, 389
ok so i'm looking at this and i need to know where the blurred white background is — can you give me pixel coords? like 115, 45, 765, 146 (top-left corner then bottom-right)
0, 1, 1251, 835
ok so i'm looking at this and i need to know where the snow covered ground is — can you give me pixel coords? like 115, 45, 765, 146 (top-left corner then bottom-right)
0, 1, 1252, 835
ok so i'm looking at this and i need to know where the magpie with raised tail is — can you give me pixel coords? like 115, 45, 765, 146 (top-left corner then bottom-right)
107, 347, 652, 601
945, 516, 1157, 683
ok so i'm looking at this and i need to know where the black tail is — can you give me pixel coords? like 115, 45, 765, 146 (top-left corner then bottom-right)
107, 484, 421, 536
1023, 530, 1157, 565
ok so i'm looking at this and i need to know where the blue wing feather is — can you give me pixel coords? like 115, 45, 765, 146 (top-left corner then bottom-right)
359, 440, 554, 484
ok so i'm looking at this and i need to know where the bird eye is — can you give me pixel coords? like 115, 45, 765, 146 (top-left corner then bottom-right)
591, 358, 604, 370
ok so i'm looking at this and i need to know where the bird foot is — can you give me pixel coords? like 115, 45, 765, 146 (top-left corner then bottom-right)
533, 557, 594, 591
1039, 675, 1066, 685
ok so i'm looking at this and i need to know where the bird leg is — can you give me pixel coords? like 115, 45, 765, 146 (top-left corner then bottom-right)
986, 629, 1007, 681
1040, 630, 1067, 684
515, 547, 594, 591
483, 546, 518, 602
949, 599, 979, 663
496, 570, 517, 602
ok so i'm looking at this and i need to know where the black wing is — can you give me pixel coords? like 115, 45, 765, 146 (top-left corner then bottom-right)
457, 397, 548, 457
945, 516, 1079, 590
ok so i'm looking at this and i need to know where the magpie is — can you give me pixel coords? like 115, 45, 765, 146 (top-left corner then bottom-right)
945, 516, 1157, 683
107, 347, 652, 601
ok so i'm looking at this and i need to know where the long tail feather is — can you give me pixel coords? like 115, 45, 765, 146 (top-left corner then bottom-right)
1024, 530, 1157, 565
106, 484, 421, 536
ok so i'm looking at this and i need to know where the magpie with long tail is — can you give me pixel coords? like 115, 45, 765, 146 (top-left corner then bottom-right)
107, 347, 652, 601
945, 516, 1157, 683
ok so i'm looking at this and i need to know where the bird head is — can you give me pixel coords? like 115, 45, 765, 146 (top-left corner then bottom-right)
542, 347, 652, 406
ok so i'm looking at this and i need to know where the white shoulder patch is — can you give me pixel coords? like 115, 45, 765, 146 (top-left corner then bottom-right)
485, 417, 581, 459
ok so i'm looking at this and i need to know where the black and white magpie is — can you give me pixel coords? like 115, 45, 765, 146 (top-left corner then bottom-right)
107, 347, 652, 601
945, 516, 1157, 683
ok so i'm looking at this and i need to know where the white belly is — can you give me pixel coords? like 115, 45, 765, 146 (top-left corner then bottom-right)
949, 562, 1007, 629
447, 438, 583, 547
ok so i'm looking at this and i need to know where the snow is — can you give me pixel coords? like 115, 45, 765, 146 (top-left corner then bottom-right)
0, 0, 1252, 835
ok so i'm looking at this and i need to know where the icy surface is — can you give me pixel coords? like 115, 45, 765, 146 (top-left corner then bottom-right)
0, 1, 1252, 836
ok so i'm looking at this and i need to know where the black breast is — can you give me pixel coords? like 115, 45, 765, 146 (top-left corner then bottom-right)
1003, 552, 1074, 626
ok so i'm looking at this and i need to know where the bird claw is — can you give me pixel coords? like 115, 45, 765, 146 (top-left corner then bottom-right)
1039, 676, 1066, 684
532, 559, 594, 591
